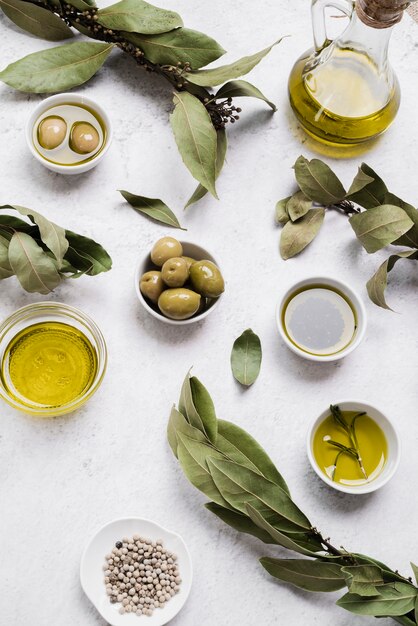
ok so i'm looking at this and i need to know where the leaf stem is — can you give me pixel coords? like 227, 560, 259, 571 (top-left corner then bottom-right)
329, 405, 368, 481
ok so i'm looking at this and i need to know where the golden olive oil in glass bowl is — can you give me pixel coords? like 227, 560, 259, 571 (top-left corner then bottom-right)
0, 302, 107, 417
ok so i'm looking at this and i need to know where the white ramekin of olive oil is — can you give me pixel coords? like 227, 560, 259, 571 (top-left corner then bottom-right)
26, 93, 112, 174
277, 276, 367, 362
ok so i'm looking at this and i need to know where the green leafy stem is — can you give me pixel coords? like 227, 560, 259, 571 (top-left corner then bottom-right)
168, 373, 418, 625
0, 0, 281, 206
326, 405, 368, 481
276, 156, 418, 310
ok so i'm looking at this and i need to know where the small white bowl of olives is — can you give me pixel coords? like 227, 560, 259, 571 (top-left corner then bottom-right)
135, 237, 225, 325
26, 93, 112, 174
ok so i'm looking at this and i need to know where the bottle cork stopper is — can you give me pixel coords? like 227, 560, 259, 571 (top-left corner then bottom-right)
356, 0, 414, 28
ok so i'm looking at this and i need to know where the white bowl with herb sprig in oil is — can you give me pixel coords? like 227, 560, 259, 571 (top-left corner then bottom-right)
307, 401, 400, 495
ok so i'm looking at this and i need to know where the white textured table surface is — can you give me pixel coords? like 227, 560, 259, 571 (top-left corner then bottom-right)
1, 2, 418, 625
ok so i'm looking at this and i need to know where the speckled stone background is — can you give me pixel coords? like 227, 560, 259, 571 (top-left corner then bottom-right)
1, 2, 418, 625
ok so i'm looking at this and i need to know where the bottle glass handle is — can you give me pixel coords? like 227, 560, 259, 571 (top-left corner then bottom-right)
311, 0, 354, 52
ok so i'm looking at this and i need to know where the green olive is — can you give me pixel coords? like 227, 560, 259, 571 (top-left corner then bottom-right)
37, 116, 67, 150
69, 122, 100, 154
150, 237, 183, 267
182, 256, 196, 270
161, 257, 189, 287
158, 288, 201, 320
140, 270, 164, 304
189, 260, 225, 298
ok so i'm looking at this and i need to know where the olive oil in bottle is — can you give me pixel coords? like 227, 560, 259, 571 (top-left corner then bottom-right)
288, 0, 409, 146
1, 322, 97, 409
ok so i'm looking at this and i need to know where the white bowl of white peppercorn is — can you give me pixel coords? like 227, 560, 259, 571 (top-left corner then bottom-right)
80, 517, 193, 625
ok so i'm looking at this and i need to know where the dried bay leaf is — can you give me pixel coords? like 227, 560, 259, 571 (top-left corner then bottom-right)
189, 377, 217, 444
8, 232, 61, 294
207, 458, 312, 532
185, 129, 227, 209
287, 191, 312, 221
230, 328, 262, 387
346, 164, 387, 209
0, 41, 113, 93
217, 419, 290, 493
349, 205, 414, 254
385, 194, 418, 248
184, 39, 283, 87
280, 208, 325, 259
167, 405, 207, 458
247, 505, 323, 558
170, 92, 217, 197
294, 156, 346, 205
366, 250, 418, 310
0, 204, 68, 267
64, 230, 112, 276
0, 0, 74, 41
275, 197, 291, 225
0, 234, 13, 279
341, 565, 385, 597
261, 557, 346, 592
119, 191, 186, 230
125, 28, 225, 69
336, 583, 417, 617
205, 502, 276, 544
97, 0, 182, 34
215, 79, 276, 111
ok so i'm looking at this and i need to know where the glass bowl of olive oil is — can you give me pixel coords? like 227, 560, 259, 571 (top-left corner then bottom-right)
307, 402, 400, 494
0, 302, 107, 416
277, 276, 367, 362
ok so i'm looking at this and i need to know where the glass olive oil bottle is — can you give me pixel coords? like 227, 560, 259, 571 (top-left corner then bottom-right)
288, 0, 412, 146
1, 322, 97, 409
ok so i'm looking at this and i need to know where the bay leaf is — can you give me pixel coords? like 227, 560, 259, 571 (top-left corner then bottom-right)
349, 205, 414, 254
275, 197, 291, 225
280, 208, 325, 259
215, 79, 276, 111
337, 582, 417, 617
170, 91, 217, 197
394, 617, 417, 626
189, 377, 217, 444
167, 405, 208, 458
0, 234, 13, 279
0, 215, 35, 237
247, 505, 324, 558
230, 328, 262, 387
366, 250, 418, 310
260, 557, 346, 592
97, 0, 182, 34
184, 39, 283, 87
8, 232, 61, 294
119, 191, 186, 230
207, 457, 312, 532
185, 128, 227, 209
125, 28, 225, 69
411, 563, 418, 586
217, 419, 289, 491
178, 374, 217, 442
0, 41, 113, 93
353, 554, 407, 585
64, 230, 112, 275
0, 0, 74, 41
346, 163, 387, 209
294, 156, 346, 205
287, 191, 312, 222
0, 204, 68, 267
385, 194, 418, 248
176, 433, 231, 509
205, 502, 276, 544
341, 565, 385, 597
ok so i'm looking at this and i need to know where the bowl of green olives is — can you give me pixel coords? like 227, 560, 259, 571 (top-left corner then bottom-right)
26, 93, 112, 175
135, 237, 225, 325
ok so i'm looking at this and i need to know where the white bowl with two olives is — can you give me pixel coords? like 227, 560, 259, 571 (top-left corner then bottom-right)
26, 93, 112, 174
135, 237, 224, 325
